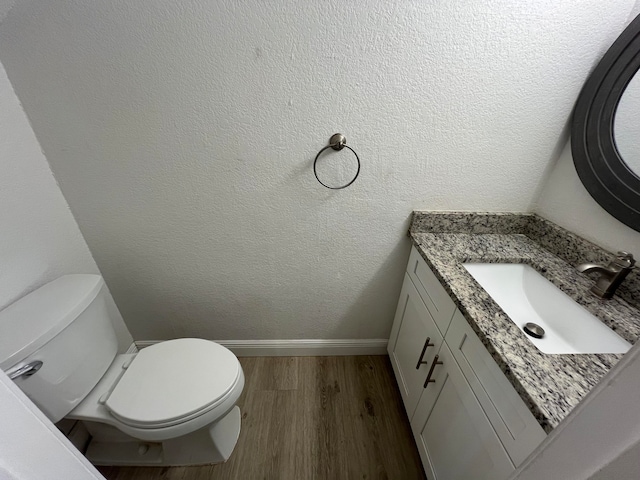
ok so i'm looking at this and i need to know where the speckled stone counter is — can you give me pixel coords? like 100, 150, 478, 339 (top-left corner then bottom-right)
409, 212, 640, 433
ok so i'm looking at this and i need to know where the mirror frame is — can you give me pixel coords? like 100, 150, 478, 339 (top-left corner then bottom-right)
572, 14, 640, 231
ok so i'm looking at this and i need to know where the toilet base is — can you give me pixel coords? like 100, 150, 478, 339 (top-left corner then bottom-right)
84, 406, 242, 466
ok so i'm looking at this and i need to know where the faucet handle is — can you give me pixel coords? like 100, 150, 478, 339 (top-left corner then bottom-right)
614, 251, 635, 268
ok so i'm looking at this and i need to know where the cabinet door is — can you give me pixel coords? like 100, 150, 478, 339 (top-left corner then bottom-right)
412, 344, 514, 480
446, 310, 546, 466
388, 273, 444, 418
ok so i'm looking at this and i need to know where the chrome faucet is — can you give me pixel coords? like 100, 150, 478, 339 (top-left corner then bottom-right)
577, 251, 635, 299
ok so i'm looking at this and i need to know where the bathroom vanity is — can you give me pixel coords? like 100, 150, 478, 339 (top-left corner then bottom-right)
388, 212, 640, 479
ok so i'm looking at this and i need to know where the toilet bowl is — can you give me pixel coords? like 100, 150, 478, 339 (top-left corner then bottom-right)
70, 338, 245, 465
0, 275, 244, 466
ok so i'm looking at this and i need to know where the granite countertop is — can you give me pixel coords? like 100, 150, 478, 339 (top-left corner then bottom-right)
409, 212, 640, 433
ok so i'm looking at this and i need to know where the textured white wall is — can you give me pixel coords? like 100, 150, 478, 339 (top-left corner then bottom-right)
0, 61, 132, 350
534, 142, 640, 260
0, 1, 14, 23
0, 1, 634, 340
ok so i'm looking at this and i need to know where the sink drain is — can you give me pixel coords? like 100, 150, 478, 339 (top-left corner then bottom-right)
523, 322, 545, 339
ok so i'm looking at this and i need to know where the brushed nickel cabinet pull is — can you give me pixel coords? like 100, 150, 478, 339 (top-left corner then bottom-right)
423, 354, 443, 388
415, 337, 434, 369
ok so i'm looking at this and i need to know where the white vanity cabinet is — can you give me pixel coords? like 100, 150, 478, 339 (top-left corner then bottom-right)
388, 246, 546, 479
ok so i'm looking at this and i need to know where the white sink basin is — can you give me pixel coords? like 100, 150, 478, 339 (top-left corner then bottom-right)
463, 263, 631, 354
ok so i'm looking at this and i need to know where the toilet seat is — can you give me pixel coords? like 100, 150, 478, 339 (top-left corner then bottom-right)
105, 338, 241, 429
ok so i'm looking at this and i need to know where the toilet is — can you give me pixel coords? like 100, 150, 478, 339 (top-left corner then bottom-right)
0, 274, 245, 466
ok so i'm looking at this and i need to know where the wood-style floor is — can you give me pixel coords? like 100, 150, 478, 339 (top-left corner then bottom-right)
98, 356, 426, 480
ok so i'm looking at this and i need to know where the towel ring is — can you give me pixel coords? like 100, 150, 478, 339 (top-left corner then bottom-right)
313, 133, 361, 190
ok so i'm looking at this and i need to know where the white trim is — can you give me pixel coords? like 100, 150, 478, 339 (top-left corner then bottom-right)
125, 342, 138, 354
134, 339, 388, 357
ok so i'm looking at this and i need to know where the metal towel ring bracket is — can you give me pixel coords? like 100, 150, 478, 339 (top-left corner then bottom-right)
313, 133, 361, 189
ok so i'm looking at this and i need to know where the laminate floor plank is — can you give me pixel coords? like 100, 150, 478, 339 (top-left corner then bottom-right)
287, 357, 319, 479
99, 356, 425, 480
353, 357, 423, 476
251, 356, 299, 391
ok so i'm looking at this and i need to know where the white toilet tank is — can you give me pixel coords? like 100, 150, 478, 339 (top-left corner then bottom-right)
0, 275, 119, 422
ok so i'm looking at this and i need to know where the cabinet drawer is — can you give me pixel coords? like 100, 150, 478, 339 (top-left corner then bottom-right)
407, 246, 456, 335
446, 310, 546, 466
388, 273, 445, 418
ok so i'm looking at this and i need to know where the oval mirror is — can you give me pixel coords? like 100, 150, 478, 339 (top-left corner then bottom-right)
572, 14, 640, 231
614, 69, 640, 173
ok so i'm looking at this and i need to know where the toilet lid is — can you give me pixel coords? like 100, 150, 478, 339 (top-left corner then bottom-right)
105, 339, 240, 428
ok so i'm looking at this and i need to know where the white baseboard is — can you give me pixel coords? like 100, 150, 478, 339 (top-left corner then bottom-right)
134, 339, 388, 357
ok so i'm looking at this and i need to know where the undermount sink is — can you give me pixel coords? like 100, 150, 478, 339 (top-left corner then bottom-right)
463, 263, 631, 355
